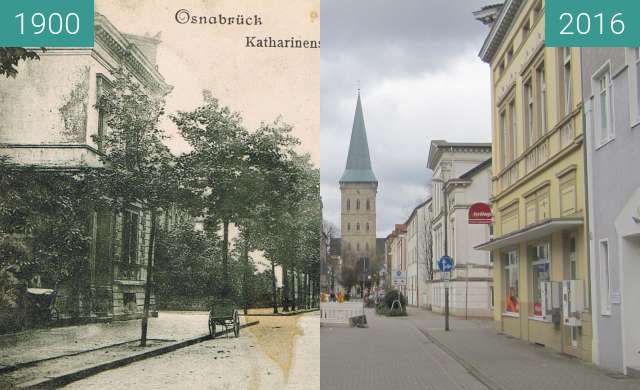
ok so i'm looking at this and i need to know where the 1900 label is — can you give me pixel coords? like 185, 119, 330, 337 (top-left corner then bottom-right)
0, 0, 93, 48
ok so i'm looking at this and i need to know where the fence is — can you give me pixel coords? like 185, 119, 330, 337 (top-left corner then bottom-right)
320, 302, 364, 325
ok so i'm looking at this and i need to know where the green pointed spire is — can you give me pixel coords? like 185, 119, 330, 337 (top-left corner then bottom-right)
340, 92, 377, 183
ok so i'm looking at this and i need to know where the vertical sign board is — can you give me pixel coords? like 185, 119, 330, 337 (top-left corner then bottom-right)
468, 202, 492, 224
0, 0, 94, 48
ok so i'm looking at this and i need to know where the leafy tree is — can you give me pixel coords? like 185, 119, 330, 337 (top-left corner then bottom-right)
91, 68, 174, 346
0, 48, 40, 78
172, 93, 251, 298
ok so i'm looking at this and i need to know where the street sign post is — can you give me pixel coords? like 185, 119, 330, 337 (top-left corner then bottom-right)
438, 255, 454, 272
392, 270, 406, 287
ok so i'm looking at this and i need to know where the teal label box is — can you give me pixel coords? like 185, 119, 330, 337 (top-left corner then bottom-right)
546, 0, 640, 47
0, 0, 94, 48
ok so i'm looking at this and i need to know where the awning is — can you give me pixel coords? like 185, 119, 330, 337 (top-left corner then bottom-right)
475, 217, 583, 251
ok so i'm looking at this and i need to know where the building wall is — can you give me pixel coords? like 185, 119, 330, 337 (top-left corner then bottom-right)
485, 0, 591, 361
582, 47, 640, 373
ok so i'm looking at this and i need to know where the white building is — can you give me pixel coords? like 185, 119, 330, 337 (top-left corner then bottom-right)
426, 141, 494, 318
405, 199, 432, 308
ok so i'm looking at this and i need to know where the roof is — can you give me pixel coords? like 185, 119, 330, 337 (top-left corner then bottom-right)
459, 158, 492, 180
340, 93, 378, 184
475, 217, 583, 251
478, 0, 524, 63
427, 140, 492, 170
404, 197, 432, 225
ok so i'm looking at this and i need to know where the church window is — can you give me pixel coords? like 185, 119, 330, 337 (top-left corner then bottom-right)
366, 223, 369, 231
356, 199, 360, 210
366, 199, 370, 210
357, 242, 360, 251
347, 199, 350, 210
357, 222, 360, 231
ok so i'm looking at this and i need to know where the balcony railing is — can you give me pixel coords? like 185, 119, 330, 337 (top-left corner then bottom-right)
495, 110, 580, 196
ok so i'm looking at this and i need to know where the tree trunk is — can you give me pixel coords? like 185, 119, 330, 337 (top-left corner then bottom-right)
221, 219, 230, 298
140, 209, 157, 347
282, 263, 289, 312
270, 259, 278, 314
242, 233, 250, 315
290, 268, 296, 312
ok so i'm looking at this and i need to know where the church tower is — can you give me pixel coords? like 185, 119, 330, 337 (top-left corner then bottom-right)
340, 92, 378, 268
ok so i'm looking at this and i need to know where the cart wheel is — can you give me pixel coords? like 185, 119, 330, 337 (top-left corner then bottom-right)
234, 311, 240, 338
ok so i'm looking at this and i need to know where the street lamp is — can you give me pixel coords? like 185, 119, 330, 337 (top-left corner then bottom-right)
432, 176, 450, 332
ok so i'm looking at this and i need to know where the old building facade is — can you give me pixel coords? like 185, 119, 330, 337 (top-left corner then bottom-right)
427, 141, 493, 318
476, 0, 592, 361
0, 13, 171, 321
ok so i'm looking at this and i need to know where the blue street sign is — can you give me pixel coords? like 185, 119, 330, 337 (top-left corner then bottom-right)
438, 256, 454, 272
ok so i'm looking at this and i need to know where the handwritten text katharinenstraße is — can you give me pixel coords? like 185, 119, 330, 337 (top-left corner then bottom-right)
174, 9, 320, 49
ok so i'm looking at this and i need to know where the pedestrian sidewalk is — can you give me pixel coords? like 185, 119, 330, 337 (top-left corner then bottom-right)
0, 311, 216, 369
407, 307, 640, 390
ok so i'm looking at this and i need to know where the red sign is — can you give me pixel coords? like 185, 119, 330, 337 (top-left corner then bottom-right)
468, 202, 492, 224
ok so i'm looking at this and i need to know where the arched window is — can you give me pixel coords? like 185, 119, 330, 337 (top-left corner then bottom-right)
356, 222, 360, 231
356, 199, 360, 210
347, 223, 351, 231
346, 199, 350, 210
366, 199, 370, 210
366, 223, 370, 231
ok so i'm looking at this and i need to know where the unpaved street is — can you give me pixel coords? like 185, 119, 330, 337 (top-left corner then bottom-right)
63, 312, 319, 390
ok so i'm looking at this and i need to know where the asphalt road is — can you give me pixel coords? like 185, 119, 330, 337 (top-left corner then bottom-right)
320, 309, 488, 390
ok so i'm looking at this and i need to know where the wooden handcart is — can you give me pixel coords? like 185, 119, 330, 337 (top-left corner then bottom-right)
208, 299, 240, 338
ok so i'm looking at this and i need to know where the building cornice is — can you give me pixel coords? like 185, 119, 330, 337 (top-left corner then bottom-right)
479, 0, 525, 64
94, 13, 171, 95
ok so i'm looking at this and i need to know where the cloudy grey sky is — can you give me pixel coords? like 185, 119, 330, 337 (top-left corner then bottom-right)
321, 0, 494, 238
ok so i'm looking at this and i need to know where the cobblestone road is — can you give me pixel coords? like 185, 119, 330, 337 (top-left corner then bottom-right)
62, 312, 319, 390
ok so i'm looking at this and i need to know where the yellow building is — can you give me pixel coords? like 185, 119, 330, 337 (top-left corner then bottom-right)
475, 0, 591, 361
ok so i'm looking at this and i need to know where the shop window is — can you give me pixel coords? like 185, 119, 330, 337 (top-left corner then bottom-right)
504, 250, 519, 313
529, 242, 550, 317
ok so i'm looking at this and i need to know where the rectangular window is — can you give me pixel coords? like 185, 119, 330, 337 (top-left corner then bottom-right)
593, 65, 614, 146
635, 48, 640, 119
525, 79, 534, 147
599, 240, 611, 315
626, 48, 640, 124
500, 109, 508, 168
563, 48, 573, 116
122, 210, 139, 265
501, 203, 519, 234
529, 242, 550, 317
537, 64, 548, 134
509, 100, 517, 162
560, 172, 577, 216
504, 250, 519, 313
